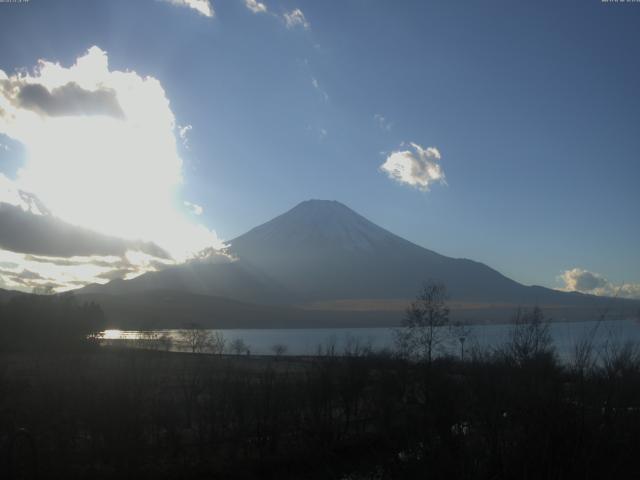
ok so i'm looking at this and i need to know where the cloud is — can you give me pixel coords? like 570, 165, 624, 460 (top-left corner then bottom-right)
0, 46, 225, 290
311, 77, 329, 101
178, 124, 192, 148
187, 246, 235, 265
284, 8, 309, 29
1, 173, 47, 215
163, 0, 214, 17
0, 268, 44, 281
245, 0, 267, 14
305, 124, 328, 141
618, 284, 640, 299
0, 202, 170, 259
0, 248, 171, 292
0, 268, 49, 288
560, 268, 608, 292
1, 81, 125, 118
23, 255, 117, 267
380, 142, 446, 191
178, 124, 192, 139
184, 200, 203, 216
373, 113, 392, 131
0, 46, 222, 257
558, 268, 640, 300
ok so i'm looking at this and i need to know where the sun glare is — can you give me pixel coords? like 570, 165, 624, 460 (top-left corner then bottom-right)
0, 47, 223, 281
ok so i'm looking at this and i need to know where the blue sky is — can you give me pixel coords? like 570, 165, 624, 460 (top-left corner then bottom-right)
0, 0, 638, 295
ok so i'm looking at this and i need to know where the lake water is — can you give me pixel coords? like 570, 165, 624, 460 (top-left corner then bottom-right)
101, 318, 640, 361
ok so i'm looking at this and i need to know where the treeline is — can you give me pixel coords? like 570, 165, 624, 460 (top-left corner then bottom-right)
0, 293, 106, 352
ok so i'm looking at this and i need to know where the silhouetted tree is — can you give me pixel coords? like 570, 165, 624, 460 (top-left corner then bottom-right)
271, 343, 288, 357
229, 338, 249, 355
179, 323, 213, 353
504, 306, 554, 364
134, 330, 174, 351
0, 292, 105, 351
395, 282, 450, 363
32, 284, 54, 295
210, 331, 226, 354
158, 332, 173, 351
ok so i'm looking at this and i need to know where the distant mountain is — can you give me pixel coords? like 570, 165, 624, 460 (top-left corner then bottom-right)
78, 290, 396, 330
80, 260, 292, 305
78, 200, 639, 325
0, 288, 27, 303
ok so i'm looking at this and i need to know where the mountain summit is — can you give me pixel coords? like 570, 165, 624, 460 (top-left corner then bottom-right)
231, 199, 414, 255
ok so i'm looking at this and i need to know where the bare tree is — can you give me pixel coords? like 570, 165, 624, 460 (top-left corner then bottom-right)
179, 323, 213, 353
271, 343, 288, 358
229, 337, 249, 355
31, 285, 54, 295
395, 282, 450, 363
505, 306, 553, 364
571, 320, 601, 376
158, 332, 173, 351
210, 331, 226, 355
343, 334, 372, 357
600, 339, 640, 380
136, 330, 159, 350
316, 335, 338, 357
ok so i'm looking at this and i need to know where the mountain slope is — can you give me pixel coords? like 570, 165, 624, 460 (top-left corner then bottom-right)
80, 260, 293, 305
0, 288, 27, 303
228, 200, 575, 305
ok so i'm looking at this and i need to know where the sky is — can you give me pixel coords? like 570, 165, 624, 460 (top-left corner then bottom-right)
0, 0, 639, 298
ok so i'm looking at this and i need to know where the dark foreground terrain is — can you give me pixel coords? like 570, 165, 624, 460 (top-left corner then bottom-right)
2, 292, 640, 479
2, 343, 640, 480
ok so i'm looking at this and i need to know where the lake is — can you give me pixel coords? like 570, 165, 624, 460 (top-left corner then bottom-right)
101, 318, 640, 361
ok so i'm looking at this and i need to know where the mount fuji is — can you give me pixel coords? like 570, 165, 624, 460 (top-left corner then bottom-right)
78, 200, 637, 328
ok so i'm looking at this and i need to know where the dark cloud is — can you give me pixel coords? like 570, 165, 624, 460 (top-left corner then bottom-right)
0, 268, 41, 279
22, 254, 130, 268
12, 81, 124, 118
0, 202, 170, 259
16, 269, 45, 280
96, 269, 134, 281
0, 268, 50, 288
22, 255, 83, 267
